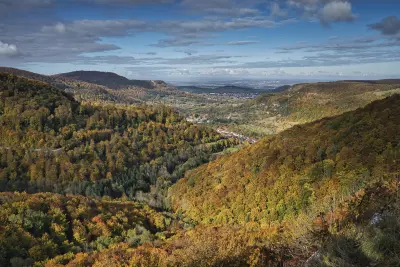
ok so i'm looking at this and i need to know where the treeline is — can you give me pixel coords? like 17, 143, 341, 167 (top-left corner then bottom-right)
0, 73, 237, 205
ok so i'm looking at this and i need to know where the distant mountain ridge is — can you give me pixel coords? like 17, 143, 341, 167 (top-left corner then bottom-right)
213, 85, 260, 93
177, 85, 261, 94
0, 67, 67, 88
196, 79, 400, 137
0, 67, 119, 102
0, 67, 178, 103
56, 70, 168, 90
341, 79, 400, 84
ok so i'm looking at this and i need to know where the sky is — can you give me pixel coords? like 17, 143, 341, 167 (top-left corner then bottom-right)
0, 0, 400, 82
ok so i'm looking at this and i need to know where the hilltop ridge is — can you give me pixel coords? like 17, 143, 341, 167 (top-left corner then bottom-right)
56, 70, 171, 90
0, 67, 181, 103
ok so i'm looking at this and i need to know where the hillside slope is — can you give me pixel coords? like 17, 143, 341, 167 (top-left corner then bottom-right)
0, 68, 181, 104
0, 67, 117, 102
202, 80, 400, 137
0, 73, 236, 206
56, 71, 169, 91
1, 75, 399, 266
44, 95, 400, 267
170, 94, 400, 225
0, 192, 176, 267
0, 67, 67, 89
275, 80, 400, 125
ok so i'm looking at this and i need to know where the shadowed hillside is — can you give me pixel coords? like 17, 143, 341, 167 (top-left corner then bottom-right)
0, 68, 181, 104
0, 73, 236, 207
56, 71, 169, 90
0, 67, 118, 102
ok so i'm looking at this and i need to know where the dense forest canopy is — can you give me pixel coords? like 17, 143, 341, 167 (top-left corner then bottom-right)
0, 192, 178, 266
170, 94, 400, 225
0, 70, 399, 266
0, 73, 236, 206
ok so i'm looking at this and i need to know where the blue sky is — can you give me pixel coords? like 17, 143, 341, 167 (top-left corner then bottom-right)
0, 0, 399, 82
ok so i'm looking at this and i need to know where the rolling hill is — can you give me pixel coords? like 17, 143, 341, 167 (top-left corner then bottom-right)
167, 94, 400, 265
342, 79, 400, 85
0, 68, 182, 104
196, 80, 400, 137
176, 86, 213, 94
56, 71, 170, 91
0, 67, 117, 102
171, 94, 400, 224
0, 67, 67, 88
0, 73, 236, 207
17, 94, 397, 267
0, 71, 399, 266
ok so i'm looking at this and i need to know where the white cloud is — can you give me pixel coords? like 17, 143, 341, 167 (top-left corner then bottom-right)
226, 40, 259, 45
319, 1, 356, 24
287, 0, 356, 24
270, 2, 288, 17
54, 22, 67, 33
180, 0, 259, 16
0, 41, 20, 56
41, 20, 146, 36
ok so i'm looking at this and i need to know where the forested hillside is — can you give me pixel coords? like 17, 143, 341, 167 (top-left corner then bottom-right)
0, 67, 66, 88
0, 192, 178, 267
4, 68, 398, 141
68, 182, 400, 266
171, 94, 400, 224
0, 73, 236, 206
56, 71, 163, 90
199, 80, 400, 137
166, 95, 400, 265
5, 95, 396, 267
0, 72, 399, 266
0, 68, 184, 105
283, 81, 400, 124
